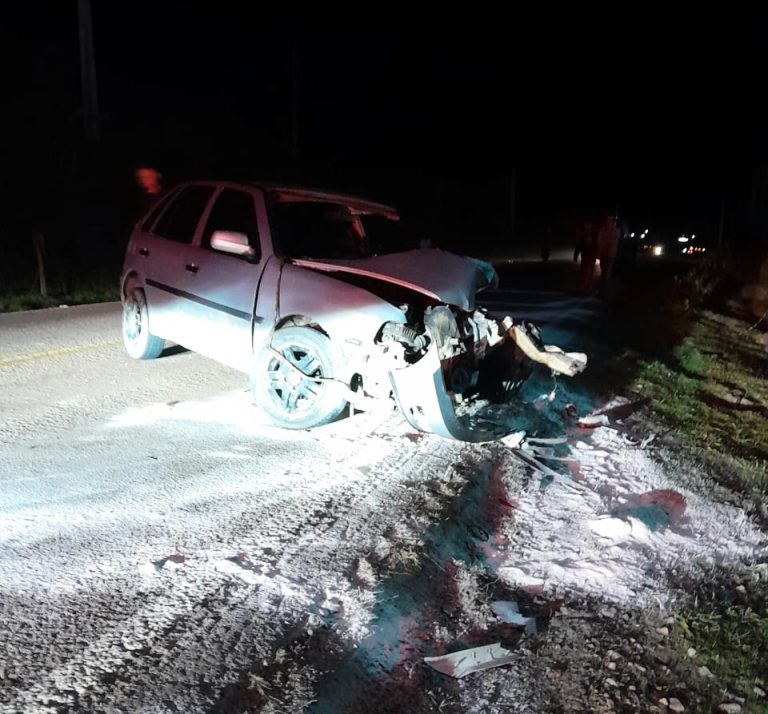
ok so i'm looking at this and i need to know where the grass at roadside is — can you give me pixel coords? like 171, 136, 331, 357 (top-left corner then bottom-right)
632, 311, 768, 495
590, 256, 768, 501
0, 280, 119, 313
671, 568, 768, 712
582, 258, 768, 710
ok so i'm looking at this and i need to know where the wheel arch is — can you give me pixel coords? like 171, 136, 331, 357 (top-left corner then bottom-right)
121, 271, 143, 300
275, 314, 329, 338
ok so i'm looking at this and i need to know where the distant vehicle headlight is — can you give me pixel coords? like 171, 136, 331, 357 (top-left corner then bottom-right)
652, 245, 664, 256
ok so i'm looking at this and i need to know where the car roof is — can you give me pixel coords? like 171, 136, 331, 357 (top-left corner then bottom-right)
178, 179, 399, 220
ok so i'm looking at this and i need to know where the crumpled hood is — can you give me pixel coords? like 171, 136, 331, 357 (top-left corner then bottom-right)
291, 249, 497, 311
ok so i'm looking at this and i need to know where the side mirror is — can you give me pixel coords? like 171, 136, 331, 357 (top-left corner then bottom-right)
210, 230, 255, 259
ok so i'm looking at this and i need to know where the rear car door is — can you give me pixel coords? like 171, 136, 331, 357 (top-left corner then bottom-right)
132, 184, 215, 345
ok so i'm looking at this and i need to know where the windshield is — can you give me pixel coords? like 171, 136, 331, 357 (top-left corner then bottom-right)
268, 200, 412, 260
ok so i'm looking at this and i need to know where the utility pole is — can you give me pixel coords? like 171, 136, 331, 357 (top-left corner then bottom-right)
78, 0, 100, 144
291, 36, 299, 160
510, 167, 516, 243
717, 193, 726, 247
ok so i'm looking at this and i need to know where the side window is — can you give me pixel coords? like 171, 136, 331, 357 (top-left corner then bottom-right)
140, 188, 178, 233
202, 189, 261, 261
153, 185, 214, 243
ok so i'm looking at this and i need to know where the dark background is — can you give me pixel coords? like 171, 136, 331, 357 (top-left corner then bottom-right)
1, 4, 767, 287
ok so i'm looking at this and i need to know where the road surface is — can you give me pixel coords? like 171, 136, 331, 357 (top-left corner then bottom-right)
1, 297, 761, 713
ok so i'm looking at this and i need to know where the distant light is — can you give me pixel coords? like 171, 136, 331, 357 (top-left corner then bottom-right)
682, 249, 687, 254
630, 232, 635, 238
653, 245, 664, 256
692, 234, 696, 239
678, 236, 689, 243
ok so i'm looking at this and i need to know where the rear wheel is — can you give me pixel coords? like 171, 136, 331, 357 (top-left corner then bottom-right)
252, 327, 347, 429
122, 288, 165, 360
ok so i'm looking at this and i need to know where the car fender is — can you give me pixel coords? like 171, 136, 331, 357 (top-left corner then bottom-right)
253, 263, 407, 373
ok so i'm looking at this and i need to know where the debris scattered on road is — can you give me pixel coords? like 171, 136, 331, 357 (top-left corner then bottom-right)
668, 696, 685, 712
138, 554, 186, 575
595, 398, 650, 422
500, 430, 526, 449
506, 324, 588, 377
527, 436, 569, 446
563, 403, 578, 419
717, 704, 742, 713
490, 600, 537, 634
577, 414, 610, 428
424, 642, 515, 678
354, 557, 377, 587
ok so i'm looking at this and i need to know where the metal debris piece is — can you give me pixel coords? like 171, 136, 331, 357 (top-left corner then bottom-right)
491, 600, 537, 634
500, 430, 526, 449
577, 414, 610, 428
424, 642, 515, 678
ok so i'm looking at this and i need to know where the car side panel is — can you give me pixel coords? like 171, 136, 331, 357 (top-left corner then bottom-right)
253, 263, 406, 376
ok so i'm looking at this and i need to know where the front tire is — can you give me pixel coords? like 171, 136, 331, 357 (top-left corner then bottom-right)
252, 326, 347, 429
122, 288, 165, 360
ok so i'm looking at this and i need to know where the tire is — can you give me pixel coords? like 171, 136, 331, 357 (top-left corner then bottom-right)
122, 288, 165, 360
252, 326, 347, 429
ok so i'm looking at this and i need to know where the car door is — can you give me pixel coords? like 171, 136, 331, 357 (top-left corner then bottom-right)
135, 184, 216, 345
171, 186, 270, 372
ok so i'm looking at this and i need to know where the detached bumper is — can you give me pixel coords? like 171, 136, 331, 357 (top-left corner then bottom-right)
389, 341, 499, 443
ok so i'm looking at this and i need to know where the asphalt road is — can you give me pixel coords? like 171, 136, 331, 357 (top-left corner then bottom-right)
1, 291, 762, 714
0, 301, 480, 712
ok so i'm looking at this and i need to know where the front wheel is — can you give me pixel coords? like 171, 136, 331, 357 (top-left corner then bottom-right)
122, 288, 165, 360
252, 326, 347, 429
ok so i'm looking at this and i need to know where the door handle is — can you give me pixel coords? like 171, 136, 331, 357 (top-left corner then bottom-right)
185, 263, 199, 274
139, 247, 149, 256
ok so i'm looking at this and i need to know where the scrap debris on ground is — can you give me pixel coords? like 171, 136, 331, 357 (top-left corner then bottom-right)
2, 288, 768, 713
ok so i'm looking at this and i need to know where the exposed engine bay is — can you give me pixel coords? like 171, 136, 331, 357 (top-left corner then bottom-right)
374, 301, 587, 442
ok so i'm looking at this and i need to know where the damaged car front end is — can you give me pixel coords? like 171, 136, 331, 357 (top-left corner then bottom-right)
289, 249, 586, 443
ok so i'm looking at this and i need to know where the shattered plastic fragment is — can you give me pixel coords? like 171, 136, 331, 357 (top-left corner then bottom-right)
491, 601, 537, 634
500, 430, 526, 449
424, 642, 515, 678
577, 414, 610, 428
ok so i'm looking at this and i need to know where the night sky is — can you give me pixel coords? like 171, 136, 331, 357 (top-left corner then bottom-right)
2, 5, 768, 247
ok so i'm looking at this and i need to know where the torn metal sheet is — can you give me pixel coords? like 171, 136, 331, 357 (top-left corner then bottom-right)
527, 437, 569, 445
424, 642, 515, 678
